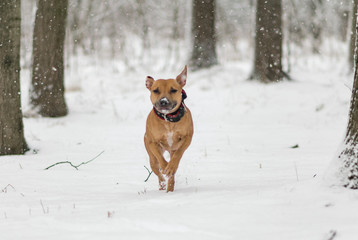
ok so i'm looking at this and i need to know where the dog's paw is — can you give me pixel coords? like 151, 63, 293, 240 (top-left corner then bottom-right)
159, 181, 166, 190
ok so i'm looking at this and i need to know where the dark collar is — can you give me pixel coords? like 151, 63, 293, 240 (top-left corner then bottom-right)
153, 90, 187, 122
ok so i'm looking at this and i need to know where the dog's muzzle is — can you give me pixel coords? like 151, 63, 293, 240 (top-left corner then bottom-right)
155, 97, 177, 114
159, 97, 169, 107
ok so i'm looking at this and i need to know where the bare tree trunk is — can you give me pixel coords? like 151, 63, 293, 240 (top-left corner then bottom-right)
0, 0, 28, 155
69, 0, 82, 55
349, 0, 358, 72
136, 0, 150, 53
250, 0, 285, 82
340, 10, 349, 42
338, 13, 358, 189
107, 2, 119, 59
190, 0, 218, 70
309, 0, 323, 54
30, 0, 68, 117
165, 0, 181, 70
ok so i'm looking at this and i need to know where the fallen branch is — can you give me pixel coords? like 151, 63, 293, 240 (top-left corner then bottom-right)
144, 165, 153, 182
44, 151, 105, 170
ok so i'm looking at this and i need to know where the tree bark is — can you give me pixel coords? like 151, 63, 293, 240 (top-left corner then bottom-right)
190, 0, 218, 70
349, 0, 358, 72
250, 0, 284, 83
338, 11, 358, 189
0, 0, 28, 155
30, 0, 68, 117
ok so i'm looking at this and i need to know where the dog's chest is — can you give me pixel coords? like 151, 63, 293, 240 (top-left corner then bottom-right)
158, 130, 180, 150
166, 131, 174, 147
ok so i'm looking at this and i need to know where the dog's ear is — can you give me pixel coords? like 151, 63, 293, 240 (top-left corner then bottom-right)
176, 65, 187, 87
146, 76, 154, 90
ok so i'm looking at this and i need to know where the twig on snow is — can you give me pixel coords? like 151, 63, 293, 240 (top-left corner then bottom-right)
44, 151, 105, 170
327, 230, 337, 240
294, 162, 299, 182
144, 165, 153, 182
40, 200, 46, 214
1, 184, 16, 193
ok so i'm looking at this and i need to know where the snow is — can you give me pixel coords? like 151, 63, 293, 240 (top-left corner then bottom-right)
1, 51, 358, 240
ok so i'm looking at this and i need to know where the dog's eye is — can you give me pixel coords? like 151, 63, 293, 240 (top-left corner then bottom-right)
153, 88, 160, 94
170, 89, 178, 94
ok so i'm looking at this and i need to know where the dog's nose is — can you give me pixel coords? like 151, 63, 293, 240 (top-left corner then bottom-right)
160, 98, 169, 106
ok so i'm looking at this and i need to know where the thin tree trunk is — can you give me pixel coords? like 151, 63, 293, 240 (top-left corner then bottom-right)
136, 0, 150, 54
309, 0, 323, 54
190, 0, 217, 70
349, 0, 358, 72
0, 0, 28, 155
30, 0, 68, 117
70, 0, 82, 55
250, 0, 285, 83
165, 1, 181, 70
340, 10, 349, 42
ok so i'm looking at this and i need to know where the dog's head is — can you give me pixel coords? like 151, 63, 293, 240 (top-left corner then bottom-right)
145, 66, 187, 114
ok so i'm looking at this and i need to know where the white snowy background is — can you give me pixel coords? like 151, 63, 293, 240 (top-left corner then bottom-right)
1, 1, 358, 239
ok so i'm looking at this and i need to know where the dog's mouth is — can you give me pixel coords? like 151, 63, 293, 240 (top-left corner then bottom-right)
154, 98, 177, 114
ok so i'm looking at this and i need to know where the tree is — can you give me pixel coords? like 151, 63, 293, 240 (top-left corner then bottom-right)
0, 0, 28, 155
250, 0, 285, 83
30, 0, 69, 117
308, 0, 323, 54
349, 0, 358, 72
68, 0, 83, 55
190, 0, 218, 70
337, 16, 358, 189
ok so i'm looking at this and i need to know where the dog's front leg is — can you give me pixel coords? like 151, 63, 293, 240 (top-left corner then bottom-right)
165, 150, 185, 193
147, 142, 168, 172
164, 137, 191, 177
164, 149, 184, 177
167, 175, 175, 192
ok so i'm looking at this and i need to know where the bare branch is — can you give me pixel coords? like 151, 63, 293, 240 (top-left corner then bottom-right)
144, 165, 153, 182
44, 151, 105, 170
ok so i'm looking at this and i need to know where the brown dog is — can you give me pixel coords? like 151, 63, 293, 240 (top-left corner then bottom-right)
144, 66, 194, 192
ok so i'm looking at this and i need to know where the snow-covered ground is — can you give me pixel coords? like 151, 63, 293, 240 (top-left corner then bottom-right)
1, 52, 358, 240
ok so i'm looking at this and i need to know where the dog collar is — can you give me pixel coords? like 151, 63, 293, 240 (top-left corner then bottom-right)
153, 90, 187, 122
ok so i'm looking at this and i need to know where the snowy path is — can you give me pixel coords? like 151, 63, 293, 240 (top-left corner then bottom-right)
1, 61, 358, 239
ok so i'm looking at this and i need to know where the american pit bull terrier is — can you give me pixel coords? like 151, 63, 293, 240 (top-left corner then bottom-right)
144, 66, 194, 192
